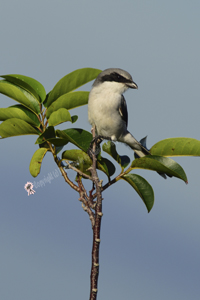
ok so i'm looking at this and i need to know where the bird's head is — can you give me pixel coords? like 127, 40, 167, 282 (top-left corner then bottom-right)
92, 68, 138, 94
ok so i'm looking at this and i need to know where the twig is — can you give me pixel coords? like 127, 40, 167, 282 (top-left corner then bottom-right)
48, 142, 80, 192
77, 176, 95, 228
92, 165, 132, 200
65, 160, 92, 180
77, 176, 96, 209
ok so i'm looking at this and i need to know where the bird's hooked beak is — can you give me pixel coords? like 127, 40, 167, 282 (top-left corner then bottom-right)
126, 81, 138, 89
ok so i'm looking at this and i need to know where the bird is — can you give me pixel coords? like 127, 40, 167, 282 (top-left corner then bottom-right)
88, 68, 151, 155
88, 68, 168, 179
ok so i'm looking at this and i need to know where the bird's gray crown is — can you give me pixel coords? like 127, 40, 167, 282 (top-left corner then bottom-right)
93, 68, 134, 87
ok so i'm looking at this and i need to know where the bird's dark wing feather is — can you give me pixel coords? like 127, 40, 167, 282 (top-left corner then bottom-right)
119, 95, 128, 127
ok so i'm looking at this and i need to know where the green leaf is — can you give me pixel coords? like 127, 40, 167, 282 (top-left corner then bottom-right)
29, 148, 48, 177
56, 128, 92, 152
46, 68, 101, 107
71, 115, 78, 123
0, 80, 40, 114
46, 91, 89, 118
38, 141, 50, 150
36, 126, 69, 147
43, 138, 69, 147
121, 173, 154, 212
102, 141, 130, 170
0, 105, 40, 127
62, 149, 90, 162
1, 74, 46, 103
151, 137, 200, 156
55, 146, 64, 154
62, 149, 92, 176
57, 129, 115, 177
35, 126, 56, 144
97, 156, 116, 178
43, 92, 50, 108
131, 155, 187, 182
48, 108, 72, 126
62, 149, 115, 178
0, 118, 39, 138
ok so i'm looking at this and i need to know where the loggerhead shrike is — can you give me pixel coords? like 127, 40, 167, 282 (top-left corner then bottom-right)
88, 68, 151, 156
88, 68, 168, 179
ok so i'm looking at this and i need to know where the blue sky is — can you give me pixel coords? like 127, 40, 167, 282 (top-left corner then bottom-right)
1, 1, 200, 299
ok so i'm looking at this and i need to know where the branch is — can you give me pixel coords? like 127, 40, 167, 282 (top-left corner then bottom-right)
89, 127, 103, 300
49, 142, 96, 227
92, 164, 133, 200
77, 176, 95, 227
65, 160, 92, 180
48, 142, 80, 192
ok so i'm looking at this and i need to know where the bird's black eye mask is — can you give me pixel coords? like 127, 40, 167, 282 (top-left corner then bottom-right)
100, 72, 133, 84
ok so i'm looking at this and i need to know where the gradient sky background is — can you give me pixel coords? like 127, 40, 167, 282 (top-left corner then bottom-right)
1, 1, 200, 299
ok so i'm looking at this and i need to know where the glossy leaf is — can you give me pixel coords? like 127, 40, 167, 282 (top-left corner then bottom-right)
62, 149, 90, 162
62, 149, 115, 178
151, 137, 200, 156
97, 156, 116, 177
121, 173, 154, 212
71, 115, 78, 123
62, 149, 92, 176
131, 155, 187, 182
43, 138, 69, 147
35, 126, 56, 144
48, 108, 72, 126
55, 146, 64, 154
29, 148, 48, 177
102, 141, 130, 169
38, 141, 50, 150
0, 118, 39, 138
0, 105, 40, 127
46, 91, 89, 118
36, 126, 69, 147
1, 74, 46, 103
46, 68, 101, 107
57, 128, 115, 177
0, 80, 40, 114
56, 128, 92, 152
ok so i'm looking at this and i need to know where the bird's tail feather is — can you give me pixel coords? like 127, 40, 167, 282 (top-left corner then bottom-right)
133, 148, 150, 158
125, 134, 168, 179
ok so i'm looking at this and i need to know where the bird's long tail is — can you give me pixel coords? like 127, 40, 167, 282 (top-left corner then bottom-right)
121, 133, 168, 179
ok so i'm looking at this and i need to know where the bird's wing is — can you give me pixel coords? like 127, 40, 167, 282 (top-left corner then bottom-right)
119, 95, 128, 127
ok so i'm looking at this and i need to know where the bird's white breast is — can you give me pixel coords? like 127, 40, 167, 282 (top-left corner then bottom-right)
88, 82, 128, 139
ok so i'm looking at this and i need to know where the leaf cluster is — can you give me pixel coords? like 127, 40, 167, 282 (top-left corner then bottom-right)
1, 69, 200, 212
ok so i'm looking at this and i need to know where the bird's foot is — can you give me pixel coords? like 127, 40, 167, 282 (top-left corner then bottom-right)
87, 135, 111, 158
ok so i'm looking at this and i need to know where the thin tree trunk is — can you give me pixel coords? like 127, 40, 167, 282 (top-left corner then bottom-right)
89, 129, 103, 300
